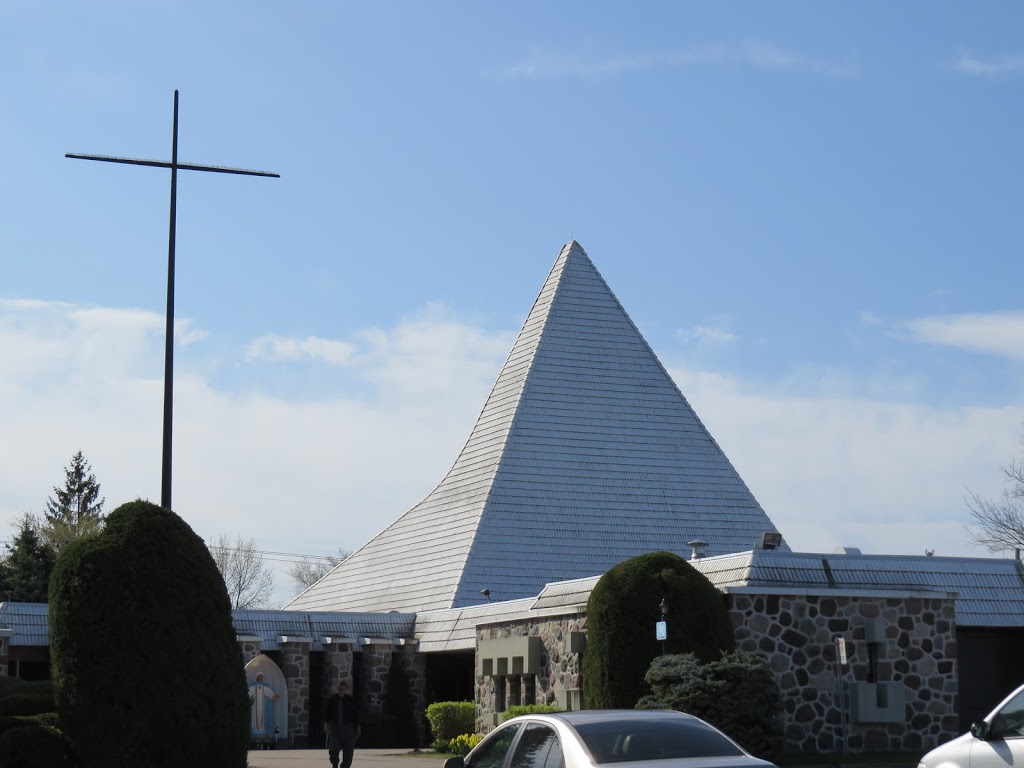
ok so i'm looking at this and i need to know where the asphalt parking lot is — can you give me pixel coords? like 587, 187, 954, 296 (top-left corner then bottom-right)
247, 747, 445, 768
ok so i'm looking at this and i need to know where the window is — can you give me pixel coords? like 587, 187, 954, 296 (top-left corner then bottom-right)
510, 724, 562, 768
572, 717, 744, 764
468, 723, 523, 768
991, 689, 1024, 740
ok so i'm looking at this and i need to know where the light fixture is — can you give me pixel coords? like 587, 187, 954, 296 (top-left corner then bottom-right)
659, 598, 668, 618
759, 531, 783, 551
480, 588, 491, 601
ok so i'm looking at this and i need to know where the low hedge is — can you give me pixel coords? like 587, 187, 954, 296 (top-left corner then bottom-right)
425, 701, 476, 742
0, 723, 74, 767
502, 704, 562, 721
0, 679, 55, 718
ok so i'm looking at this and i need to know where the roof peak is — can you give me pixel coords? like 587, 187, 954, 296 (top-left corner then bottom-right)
289, 241, 784, 613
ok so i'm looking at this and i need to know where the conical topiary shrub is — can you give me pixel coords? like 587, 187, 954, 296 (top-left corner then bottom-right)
49, 499, 249, 767
583, 550, 735, 710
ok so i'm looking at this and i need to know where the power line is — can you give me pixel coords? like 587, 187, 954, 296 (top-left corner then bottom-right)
0, 539, 344, 565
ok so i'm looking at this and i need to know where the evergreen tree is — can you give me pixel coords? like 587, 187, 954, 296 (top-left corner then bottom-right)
43, 451, 105, 550
0, 513, 57, 602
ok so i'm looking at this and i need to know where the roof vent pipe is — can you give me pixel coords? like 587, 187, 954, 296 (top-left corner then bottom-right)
687, 540, 708, 560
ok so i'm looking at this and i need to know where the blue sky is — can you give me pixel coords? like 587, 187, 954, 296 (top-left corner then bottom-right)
3, 2, 1024, 604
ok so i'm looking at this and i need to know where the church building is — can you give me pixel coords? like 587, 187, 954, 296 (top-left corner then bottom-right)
2, 241, 1022, 754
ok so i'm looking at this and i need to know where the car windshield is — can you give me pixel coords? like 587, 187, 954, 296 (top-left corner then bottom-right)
572, 717, 745, 764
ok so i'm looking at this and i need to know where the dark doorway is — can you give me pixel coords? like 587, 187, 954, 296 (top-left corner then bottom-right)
9, 649, 50, 681
958, 627, 1024, 731
425, 651, 475, 707
309, 651, 325, 748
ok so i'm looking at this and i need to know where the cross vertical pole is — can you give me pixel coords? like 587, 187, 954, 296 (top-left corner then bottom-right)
162, 90, 179, 509
66, 91, 279, 513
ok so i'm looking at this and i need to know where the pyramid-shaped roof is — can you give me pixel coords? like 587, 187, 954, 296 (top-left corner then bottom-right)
288, 241, 786, 613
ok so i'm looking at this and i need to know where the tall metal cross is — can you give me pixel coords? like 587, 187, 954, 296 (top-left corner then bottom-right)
67, 90, 279, 511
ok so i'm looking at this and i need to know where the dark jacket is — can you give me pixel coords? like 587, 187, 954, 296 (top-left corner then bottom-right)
324, 692, 359, 726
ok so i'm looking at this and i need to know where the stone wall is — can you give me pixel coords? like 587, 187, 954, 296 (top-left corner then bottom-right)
359, 643, 428, 743
240, 640, 262, 666
729, 591, 959, 754
0, 632, 10, 677
323, 641, 356, 695
476, 613, 587, 733
279, 641, 312, 743
233, 639, 428, 747
469, 592, 959, 755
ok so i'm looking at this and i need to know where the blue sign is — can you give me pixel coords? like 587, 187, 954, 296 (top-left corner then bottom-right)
656, 621, 667, 641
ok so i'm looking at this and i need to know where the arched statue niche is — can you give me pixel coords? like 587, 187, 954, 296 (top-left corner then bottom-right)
245, 654, 288, 745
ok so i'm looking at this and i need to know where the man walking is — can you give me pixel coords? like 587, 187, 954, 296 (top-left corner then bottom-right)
324, 680, 360, 768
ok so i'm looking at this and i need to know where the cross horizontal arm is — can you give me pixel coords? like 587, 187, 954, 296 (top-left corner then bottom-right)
65, 152, 280, 178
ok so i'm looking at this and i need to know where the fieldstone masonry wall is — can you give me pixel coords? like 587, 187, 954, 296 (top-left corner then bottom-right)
240, 640, 262, 666
279, 641, 312, 743
470, 592, 959, 755
225, 589, 960, 754
0, 633, 10, 677
476, 613, 587, 733
362, 644, 428, 743
730, 591, 959, 754
363, 643, 391, 712
323, 642, 356, 694
233, 640, 428, 747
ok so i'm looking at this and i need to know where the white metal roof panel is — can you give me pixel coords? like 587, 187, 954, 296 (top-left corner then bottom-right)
531, 576, 601, 611
0, 602, 49, 646
290, 241, 785, 614
726, 551, 1024, 627
414, 598, 537, 652
229, 610, 415, 651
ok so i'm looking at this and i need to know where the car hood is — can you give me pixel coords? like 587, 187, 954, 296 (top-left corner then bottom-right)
920, 731, 974, 768
613, 756, 777, 768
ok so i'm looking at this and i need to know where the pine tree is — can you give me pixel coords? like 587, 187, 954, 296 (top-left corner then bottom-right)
44, 451, 105, 550
0, 513, 57, 602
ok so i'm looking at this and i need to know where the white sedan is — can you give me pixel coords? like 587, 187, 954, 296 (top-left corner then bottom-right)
919, 683, 1024, 768
443, 710, 777, 768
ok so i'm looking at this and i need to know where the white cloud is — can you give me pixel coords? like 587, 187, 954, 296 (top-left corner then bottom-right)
3, 298, 1021, 608
0, 299, 509, 606
670, 366, 1024, 559
903, 311, 1024, 361
490, 43, 852, 80
677, 325, 738, 345
246, 334, 357, 365
953, 53, 1024, 76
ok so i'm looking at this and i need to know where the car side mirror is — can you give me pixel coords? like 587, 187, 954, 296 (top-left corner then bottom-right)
444, 757, 466, 768
970, 721, 989, 740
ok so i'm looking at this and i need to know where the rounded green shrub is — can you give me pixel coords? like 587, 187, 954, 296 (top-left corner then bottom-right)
637, 651, 783, 758
0, 723, 73, 767
49, 500, 249, 767
426, 701, 476, 742
0, 678, 54, 717
583, 550, 734, 710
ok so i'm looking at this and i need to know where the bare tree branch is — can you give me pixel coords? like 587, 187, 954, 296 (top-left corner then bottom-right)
288, 548, 350, 593
209, 534, 275, 609
965, 427, 1024, 553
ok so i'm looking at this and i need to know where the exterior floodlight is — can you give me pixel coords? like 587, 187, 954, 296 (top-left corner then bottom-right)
760, 531, 783, 550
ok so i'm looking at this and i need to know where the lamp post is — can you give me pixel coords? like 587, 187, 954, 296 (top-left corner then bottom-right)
657, 598, 668, 655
